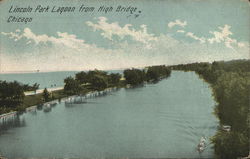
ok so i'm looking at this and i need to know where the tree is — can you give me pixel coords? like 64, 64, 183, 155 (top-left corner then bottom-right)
108, 73, 121, 85
32, 83, 40, 91
145, 65, 171, 82
123, 68, 145, 85
64, 76, 81, 95
91, 75, 108, 90
213, 131, 249, 159
146, 67, 160, 81
0, 80, 25, 108
42, 88, 50, 102
75, 71, 88, 84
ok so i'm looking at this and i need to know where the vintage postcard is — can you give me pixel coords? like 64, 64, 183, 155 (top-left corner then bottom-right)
0, 0, 249, 159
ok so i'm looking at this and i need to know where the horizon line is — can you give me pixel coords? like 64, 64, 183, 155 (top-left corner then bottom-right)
1, 59, 248, 74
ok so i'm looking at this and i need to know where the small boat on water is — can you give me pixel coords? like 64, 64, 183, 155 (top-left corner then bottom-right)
43, 103, 52, 112
197, 137, 206, 153
50, 101, 58, 107
26, 106, 37, 112
222, 125, 231, 132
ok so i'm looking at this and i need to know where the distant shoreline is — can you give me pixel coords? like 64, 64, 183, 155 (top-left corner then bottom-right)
0, 64, 172, 74
0, 68, 128, 74
0, 70, 78, 74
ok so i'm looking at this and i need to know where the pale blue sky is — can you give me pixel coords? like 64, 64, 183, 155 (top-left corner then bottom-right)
0, 0, 249, 72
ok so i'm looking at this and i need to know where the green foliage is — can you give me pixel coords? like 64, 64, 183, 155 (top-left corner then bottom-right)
214, 72, 250, 131
75, 69, 122, 89
75, 71, 88, 84
64, 76, 81, 95
91, 75, 108, 90
123, 68, 146, 85
42, 88, 50, 102
123, 66, 171, 85
146, 65, 171, 81
212, 131, 249, 159
108, 73, 122, 85
0, 80, 25, 108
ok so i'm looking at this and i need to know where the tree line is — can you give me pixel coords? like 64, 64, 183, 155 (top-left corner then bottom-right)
123, 65, 171, 85
63, 65, 171, 95
63, 70, 122, 95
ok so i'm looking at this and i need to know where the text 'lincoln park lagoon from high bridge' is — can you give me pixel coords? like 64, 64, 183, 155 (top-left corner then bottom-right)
8, 5, 138, 14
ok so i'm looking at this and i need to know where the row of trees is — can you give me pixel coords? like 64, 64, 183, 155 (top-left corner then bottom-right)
64, 70, 122, 95
123, 65, 171, 85
64, 66, 171, 94
171, 60, 250, 159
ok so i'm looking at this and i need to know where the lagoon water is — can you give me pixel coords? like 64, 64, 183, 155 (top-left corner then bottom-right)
0, 71, 218, 158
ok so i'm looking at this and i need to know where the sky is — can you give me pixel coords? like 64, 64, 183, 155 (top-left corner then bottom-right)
0, 0, 249, 72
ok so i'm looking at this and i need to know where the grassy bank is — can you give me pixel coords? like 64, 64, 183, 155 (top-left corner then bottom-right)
0, 89, 65, 114
0, 86, 123, 115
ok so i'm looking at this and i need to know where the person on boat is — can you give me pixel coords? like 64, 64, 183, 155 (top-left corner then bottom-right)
197, 137, 206, 153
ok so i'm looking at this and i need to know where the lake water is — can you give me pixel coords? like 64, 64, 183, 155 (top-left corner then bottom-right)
0, 71, 218, 158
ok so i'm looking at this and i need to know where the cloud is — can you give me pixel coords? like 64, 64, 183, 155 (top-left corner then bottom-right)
86, 17, 157, 48
1, 29, 23, 41
0, 18, 249, 72
207, 24, 245, 49
186, 32, 206, 44
174, 23, 248, 49
168, 19, 187, 28
177, 30, 185, 33
2, 28, 91, 50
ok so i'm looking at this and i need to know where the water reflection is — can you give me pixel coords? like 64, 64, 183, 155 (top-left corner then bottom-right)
0, 115, 26, 134
64, 87, 120, 107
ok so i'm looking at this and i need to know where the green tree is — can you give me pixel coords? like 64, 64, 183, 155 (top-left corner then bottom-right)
91, 75, 108, 90
0, 80, 25, 108
124, 68, 146, 85
213, 131, 249, 159
42, 88, 50, 102
108, 73, 121, 85
146, 67, 160, 81
75, 71, 88, 84
64, 76, 81, 95
146, 65, 171, 82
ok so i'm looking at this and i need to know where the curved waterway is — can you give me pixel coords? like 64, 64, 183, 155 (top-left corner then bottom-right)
0, 71, 218, 158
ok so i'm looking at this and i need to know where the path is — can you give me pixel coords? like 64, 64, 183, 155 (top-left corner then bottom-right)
24, 87, 64, 96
